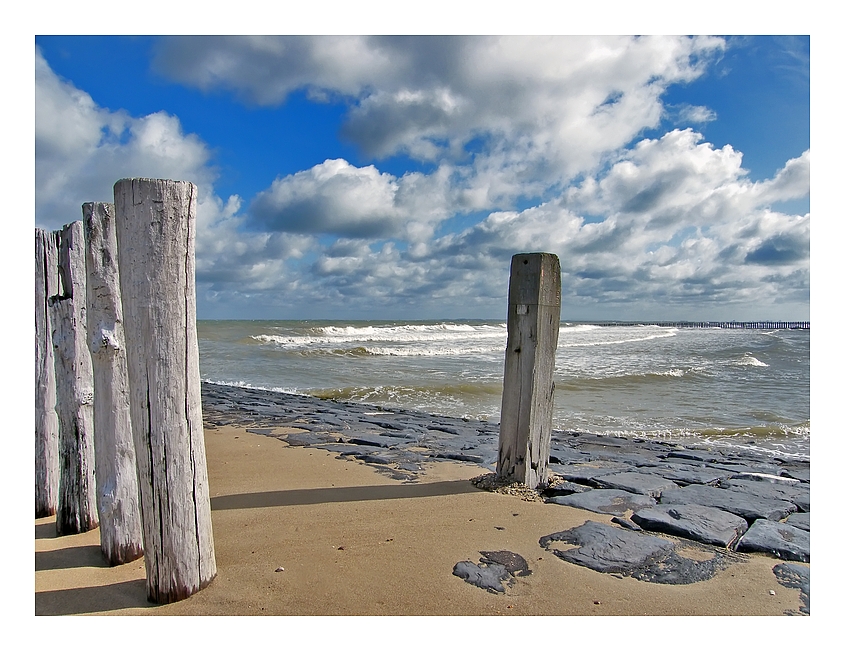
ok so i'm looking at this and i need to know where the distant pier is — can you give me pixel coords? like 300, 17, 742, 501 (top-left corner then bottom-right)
587, 321, 809, 330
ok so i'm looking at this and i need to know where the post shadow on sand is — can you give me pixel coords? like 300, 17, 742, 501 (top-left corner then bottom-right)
35, 519, 153, 615
36, 580, 151, 615
36, 545, 108, 572
35, 521, 59, 540
210, 479, 481, 511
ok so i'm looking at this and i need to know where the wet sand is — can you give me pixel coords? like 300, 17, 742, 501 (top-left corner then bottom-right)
35, 423, 805, 617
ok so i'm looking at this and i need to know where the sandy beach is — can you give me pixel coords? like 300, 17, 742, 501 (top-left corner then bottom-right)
35, 422, 806, 617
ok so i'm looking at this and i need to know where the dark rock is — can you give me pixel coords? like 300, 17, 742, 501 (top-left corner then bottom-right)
346, 436, 391, 448
785, 512, 810, 532
631, 504, 748, 548
736, 519, 810, 562
660, 484, 796, 522
360, 417, 406, 430
452, 560, 511, 594
555, 462, 634, 485
291, 422, 341, 433
427, 424, 460, 435
667, 449, 724, 463
284, 432, 340, 447
434, 452, 485, 464
611, 516, 642, 531
549, 448, 591, 465
773, 563, 810, 615
707, 461, 784, 476
397, 459, 424, 472
717, 478, 810, 512
639, 464, 730, 486
539, 520, 729, 584
592, 471, 679, 498
354, 453, 395, 465
780, 466, 810, 483
540, 521, 674, 574
453, 550, 531, 593
480, 550, 531, 577
543, 481, 592, 497
627, 545, 729, 585
549, 489, 656, 516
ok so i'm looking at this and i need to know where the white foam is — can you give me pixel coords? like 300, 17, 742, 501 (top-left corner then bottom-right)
737, 354, 769, 367
250, 322, 509, 356
559, 326, 678, 348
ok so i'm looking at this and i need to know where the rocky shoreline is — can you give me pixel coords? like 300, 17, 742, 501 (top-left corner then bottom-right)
201, 381, 810, 614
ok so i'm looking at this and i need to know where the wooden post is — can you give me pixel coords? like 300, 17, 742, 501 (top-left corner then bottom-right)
50, 221, 99, 535
497, 252, 561, 489
114, 178, 216, 603
83, 202, 144, 565
35, 228, 60, 517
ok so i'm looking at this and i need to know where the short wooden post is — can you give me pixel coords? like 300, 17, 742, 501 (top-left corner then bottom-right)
35, 228, 60, 517
497, 253, 561, 489
50, 221, 99, 535
83, 202, 144, 565
114, 178, 216, 603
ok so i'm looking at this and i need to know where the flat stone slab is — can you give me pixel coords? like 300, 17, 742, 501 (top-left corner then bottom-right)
284, 431, 341, 446
780, 466, 810, 483
540, 520, 674, 574
452, 560, 511, 594
479, 550, 531, 577
452, 550, 530, 593
660, 484, 796, 522
736, 519, 810, 562
785, 511, 810, 532
706, 460, 785, 476
554, 462, 634, 485
543, 480, 593, 497
631, 504, 748, 548
640, 464, 730, 486
550, 489, 656, 516
611, 516, 642, 531
539, 520, 730, 584
593, 472, 679, 498
773, 563, 810, 615
549, 448, 591, 465
666, 449, 725, 463
718, 478, 810, 512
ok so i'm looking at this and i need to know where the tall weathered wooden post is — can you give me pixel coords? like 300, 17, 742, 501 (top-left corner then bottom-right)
51, 221, 99, 534
84, 202, 144, 565
36, 228, 60, 517
114, 178, 216, 603
497, 252, 561, 489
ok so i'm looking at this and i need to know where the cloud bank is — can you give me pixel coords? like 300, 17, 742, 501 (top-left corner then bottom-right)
35, 37, 809, 320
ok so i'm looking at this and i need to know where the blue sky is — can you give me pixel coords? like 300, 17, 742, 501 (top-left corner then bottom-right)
34, 34, 811, 321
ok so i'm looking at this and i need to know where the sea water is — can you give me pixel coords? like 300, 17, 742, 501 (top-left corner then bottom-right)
197, 320, 809, 460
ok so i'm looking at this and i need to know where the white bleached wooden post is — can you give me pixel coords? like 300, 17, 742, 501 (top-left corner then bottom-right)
51, 221, 99, 534
497, 252, 561, 489
114, 178, 216, 603
84, 202, 144, 565
36, 228, 60, 517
